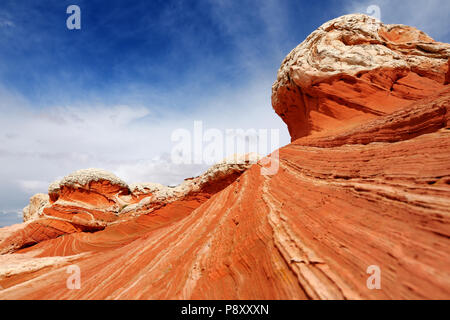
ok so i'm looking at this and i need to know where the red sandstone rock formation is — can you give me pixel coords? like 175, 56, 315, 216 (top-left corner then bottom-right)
272, 14, 450, 141
0, 14, 448, 300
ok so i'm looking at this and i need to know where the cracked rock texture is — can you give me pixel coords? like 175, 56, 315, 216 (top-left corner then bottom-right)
0, 14, 448, 299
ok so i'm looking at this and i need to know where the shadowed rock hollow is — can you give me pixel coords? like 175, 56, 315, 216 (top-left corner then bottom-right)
0, 14, 448, 300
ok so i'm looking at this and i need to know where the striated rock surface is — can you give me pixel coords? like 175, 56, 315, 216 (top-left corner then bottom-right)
0, 14, 449, 300
272, 14, 450, 141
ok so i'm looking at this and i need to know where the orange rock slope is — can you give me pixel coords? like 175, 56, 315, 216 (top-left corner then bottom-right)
0, 14, 449, 299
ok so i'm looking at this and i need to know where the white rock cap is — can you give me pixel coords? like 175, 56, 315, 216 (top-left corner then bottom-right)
59, 168, 129, 189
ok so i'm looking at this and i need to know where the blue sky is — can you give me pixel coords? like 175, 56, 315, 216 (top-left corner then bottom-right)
0, 0, 345, 107
0, 0, 449, 226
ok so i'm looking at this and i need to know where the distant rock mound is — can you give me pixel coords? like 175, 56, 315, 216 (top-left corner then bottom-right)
0, 15, 448, 300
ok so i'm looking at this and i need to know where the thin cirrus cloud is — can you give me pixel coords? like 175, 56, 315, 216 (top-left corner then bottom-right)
0, 0, 449, 226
